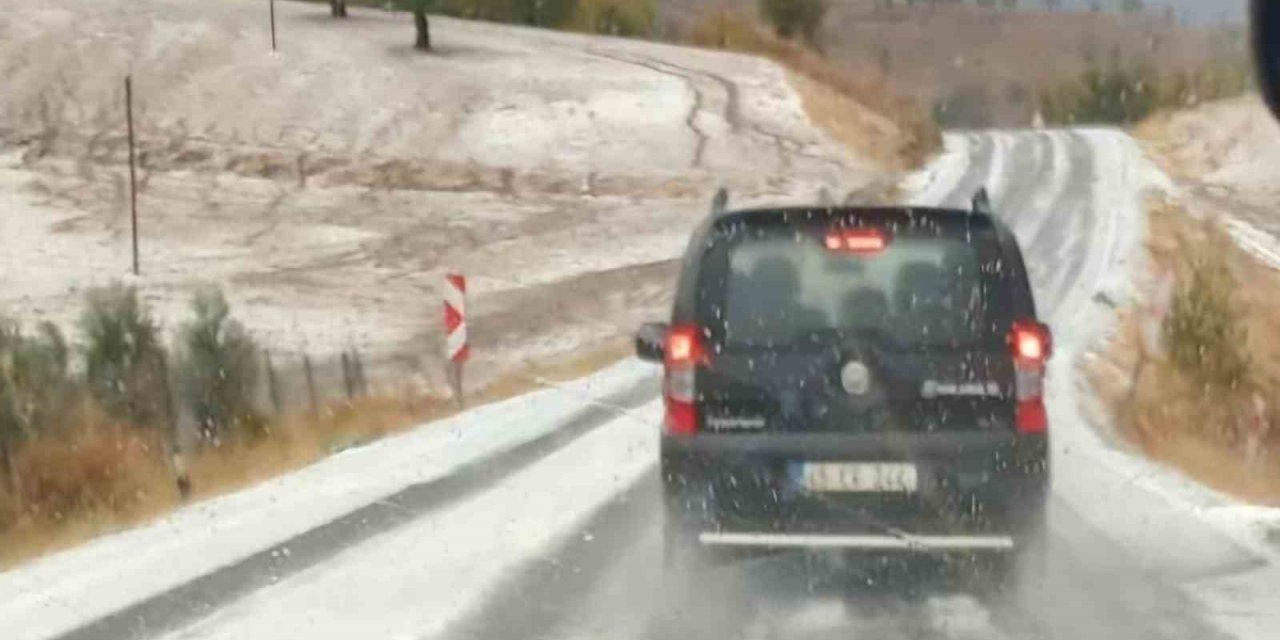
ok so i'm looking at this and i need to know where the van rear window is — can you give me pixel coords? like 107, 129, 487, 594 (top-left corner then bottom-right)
711, 226, 1003, 349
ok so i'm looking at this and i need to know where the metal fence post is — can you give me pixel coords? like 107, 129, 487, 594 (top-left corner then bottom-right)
351, 348, 367, 397
303, 353, 319, 417
265, 350, 283, 416
341, 352, 355, 401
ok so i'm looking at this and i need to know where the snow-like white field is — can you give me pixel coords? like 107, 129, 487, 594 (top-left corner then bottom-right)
0, 0, 889, 395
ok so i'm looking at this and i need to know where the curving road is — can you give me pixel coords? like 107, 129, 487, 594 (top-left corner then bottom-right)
16, 130, 1270, 640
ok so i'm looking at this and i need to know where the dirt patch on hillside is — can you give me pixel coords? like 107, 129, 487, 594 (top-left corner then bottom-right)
788, 71, 907, 172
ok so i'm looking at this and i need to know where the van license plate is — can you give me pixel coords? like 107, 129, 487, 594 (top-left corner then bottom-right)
801, 463, 918, 493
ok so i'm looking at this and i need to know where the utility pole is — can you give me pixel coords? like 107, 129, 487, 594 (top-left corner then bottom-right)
126, 76, 139, 276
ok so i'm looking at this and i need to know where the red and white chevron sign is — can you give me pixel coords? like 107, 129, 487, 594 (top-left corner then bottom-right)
443, 273, 469, 363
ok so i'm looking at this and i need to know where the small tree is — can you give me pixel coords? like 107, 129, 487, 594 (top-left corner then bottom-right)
414, 0, 432, 51
178, 289, 260, 441
81, 284, 166, 427
330, 0, 348, 18
759, 0, 828, 46
0, 320, 72, 493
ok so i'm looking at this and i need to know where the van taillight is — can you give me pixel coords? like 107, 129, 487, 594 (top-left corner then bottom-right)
1009, 321, 1051, 435
825, 228, 889, 255
663, 325, 705, 436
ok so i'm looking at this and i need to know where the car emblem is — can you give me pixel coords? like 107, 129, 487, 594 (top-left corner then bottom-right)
841, 361, 872, 396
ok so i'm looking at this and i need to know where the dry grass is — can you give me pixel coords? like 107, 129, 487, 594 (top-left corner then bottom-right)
0, 339, 634, 569
0, 404, 179, 567
1134, 97, 1274, 186
1087, 198, 1280, 505
684, 9, 941, 170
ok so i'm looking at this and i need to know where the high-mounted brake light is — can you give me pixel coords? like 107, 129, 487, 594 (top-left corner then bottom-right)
825, 229, 888, 255
1008, 321, 1052, 435
663, 325, 706, 436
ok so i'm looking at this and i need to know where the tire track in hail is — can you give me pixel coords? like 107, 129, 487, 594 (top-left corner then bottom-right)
1011, 130, 1073, 247
937, 134, 994, 208
622, 54, 845, 175
580, 48, 840, 177
1023, 131, 1097, 314
989, 132, 1052, 232
439, 472, 660, 640
580, 48, 715, 169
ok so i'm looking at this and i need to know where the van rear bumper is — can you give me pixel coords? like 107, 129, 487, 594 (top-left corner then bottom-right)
661, 431, 1048, 540
698, 531, 1016, 552
661, 430, 1044, 459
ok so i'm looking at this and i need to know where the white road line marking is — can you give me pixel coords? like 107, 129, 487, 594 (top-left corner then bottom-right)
1014, 130, 1073, 243
985, 131, 1013, 204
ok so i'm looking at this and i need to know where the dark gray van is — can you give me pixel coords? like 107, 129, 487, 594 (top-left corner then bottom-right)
636, 203, 1052, 583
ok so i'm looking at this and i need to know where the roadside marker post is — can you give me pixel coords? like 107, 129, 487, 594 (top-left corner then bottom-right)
444, 273, 469, 406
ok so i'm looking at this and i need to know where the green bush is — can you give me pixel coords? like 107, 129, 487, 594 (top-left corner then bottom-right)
1040, 57, 1252, 126
438, 0, 577, 27
1164, 250, 1251, 390
429, 0, 653, 36
567, 0, 655, 37
759, 0, 827, 45
1039, 62, 1161, 125
80, 284, 167, 427
177, 289, 261, 441
0, 320, 73, 444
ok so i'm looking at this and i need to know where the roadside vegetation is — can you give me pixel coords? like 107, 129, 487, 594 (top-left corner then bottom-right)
0, 281, 633, 567
1088, 199, 1280, 503
1038, 56, 1253, 125
325, 0, 1247, 135
316, 0, 659, 43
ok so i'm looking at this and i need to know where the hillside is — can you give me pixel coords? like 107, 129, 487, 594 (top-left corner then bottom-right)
0, 0, 893, 400
659, 1, 1242, 127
